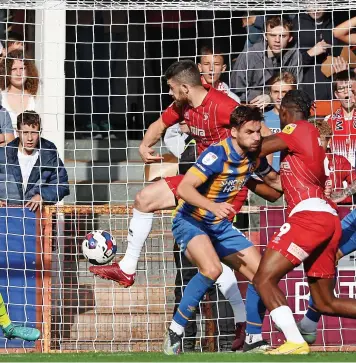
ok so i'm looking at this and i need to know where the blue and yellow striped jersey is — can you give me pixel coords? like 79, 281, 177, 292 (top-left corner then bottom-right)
176, 137, 258, 224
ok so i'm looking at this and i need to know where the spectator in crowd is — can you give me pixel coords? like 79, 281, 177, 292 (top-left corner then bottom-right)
264, 71, 297, 171
0, 111, 69, 209
231, 15, 302, 107
315, 119, 356, 205
293, 9, 347, 101
325, 70, 356, 165
241, 13, 264, 50
0, 50, 39, 129
0, 105, 14, 146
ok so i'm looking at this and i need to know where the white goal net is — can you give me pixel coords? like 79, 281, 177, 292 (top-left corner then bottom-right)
0, 0, 355, 354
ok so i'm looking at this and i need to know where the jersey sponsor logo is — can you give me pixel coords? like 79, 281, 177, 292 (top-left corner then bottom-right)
335, 120, 343, 131
287, 242, 309, 261
190, 125, 206, 137
282, 124, 297, 134
221, 179, 244, 193
280, 161, 291, 170
202, 152, 218, 165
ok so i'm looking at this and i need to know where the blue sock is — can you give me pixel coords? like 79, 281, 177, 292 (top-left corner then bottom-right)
306, 296, 321, 323
246, 283, 266, 334
173, 272, 215, 327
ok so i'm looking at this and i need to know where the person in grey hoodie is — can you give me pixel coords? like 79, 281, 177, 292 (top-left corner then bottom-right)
231, 15, 302, 108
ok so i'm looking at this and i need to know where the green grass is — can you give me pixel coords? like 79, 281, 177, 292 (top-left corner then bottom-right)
0, 353, 356, 362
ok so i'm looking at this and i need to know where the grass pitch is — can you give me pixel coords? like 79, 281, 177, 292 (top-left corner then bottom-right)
0, 352, 355, 362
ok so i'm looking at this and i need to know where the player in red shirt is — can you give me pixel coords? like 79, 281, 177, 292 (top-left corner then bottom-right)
253, 90, 356, 355
90, 60, 279, 287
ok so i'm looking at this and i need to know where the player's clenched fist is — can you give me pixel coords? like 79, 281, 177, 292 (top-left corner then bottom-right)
139, 144, 164, 163
208, 202, 236, 219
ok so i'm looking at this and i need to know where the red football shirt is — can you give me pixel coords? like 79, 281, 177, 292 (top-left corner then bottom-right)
276, 121, 327, 215
162, 85, 238, 155
327, 153, 356, 204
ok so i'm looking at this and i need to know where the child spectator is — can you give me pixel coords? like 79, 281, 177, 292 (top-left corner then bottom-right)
0, 50, 39, 129
325, 70, 356, 165
0, 111, 69, 209
264, 71, 297, 171
316, 119, 356, 205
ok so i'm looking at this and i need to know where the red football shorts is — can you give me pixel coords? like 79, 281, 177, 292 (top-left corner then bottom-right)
164, 175, 185, 198
267, 211, 342, 278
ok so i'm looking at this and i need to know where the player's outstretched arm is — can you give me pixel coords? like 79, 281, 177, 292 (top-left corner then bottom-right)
139, 116, 167, 163
177, 172, 235, 220
245, 178, 283, 202
259, 134, 288, 158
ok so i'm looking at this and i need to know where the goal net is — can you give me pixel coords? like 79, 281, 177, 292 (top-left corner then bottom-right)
0, 0, 355, 354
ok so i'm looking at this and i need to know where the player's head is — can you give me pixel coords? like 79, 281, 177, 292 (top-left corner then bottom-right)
17, 111, 41, 153
197, 45, 226, 85
265, 15, 293, 55
333, 70, 356, 110
268, 72, 297, 111
164, 60, 202, 107
229, 106, 263, 153
0, 49, 39, 94
314, 120, 332, 151
279, 90, 313, 127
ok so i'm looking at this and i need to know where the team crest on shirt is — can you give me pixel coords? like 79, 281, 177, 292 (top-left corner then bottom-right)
203, 113, 209, 121
202, 152, 218, 165
282, 124, 297, 134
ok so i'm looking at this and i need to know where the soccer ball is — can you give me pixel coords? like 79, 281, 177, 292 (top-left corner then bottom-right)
82, 230, 117, 265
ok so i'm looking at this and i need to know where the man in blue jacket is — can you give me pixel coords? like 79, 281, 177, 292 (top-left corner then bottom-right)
0, 111, 69, 209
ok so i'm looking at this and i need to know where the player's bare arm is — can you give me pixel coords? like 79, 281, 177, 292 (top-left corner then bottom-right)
259, 133, 289, 157
245, 178, 283, 202
139, 116, 167, 163
177, 171, 236, 219
260, 122, 273, 165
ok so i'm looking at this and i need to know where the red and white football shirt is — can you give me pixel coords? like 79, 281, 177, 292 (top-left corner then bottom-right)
162, 85, 238, 155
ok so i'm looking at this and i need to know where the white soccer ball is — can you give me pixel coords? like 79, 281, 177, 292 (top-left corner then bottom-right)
82, 230, 117, 265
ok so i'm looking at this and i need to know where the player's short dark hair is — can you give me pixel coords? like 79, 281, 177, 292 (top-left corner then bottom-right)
332, 70, 356, 93
164, 60, 202, 87
280, 89, 313, 119
230, 105, 264, 129
198, 44, 225, 63
265, 15, 293, 32
17, 110, 41, 130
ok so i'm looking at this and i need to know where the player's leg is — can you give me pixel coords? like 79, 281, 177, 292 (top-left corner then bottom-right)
299, 209, 356, 342
215, 224, 269, 352
0, 293, 40, 341
90, 177, 178, 286
216, 263, 246, 351
163, 215, 222, 355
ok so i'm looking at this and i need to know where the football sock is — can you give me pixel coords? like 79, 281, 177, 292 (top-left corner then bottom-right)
216, 264, 246, 323
119, 208, 154, 274
270, 305, 305, 344
246, 283, 265, 335
172, 272, 215, 328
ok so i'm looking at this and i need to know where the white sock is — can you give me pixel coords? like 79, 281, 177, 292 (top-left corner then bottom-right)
119, 208, 154, 274
169, 320, 184, 336
299, 316, 318, 333
216, 263, 246, 324
245, 333, 263, 344
270, 305, 305, 344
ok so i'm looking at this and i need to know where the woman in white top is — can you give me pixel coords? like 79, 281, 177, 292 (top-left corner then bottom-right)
0, 49, 39, 128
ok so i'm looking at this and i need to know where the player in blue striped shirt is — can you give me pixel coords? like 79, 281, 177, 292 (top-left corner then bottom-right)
163, 106, 282, 355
